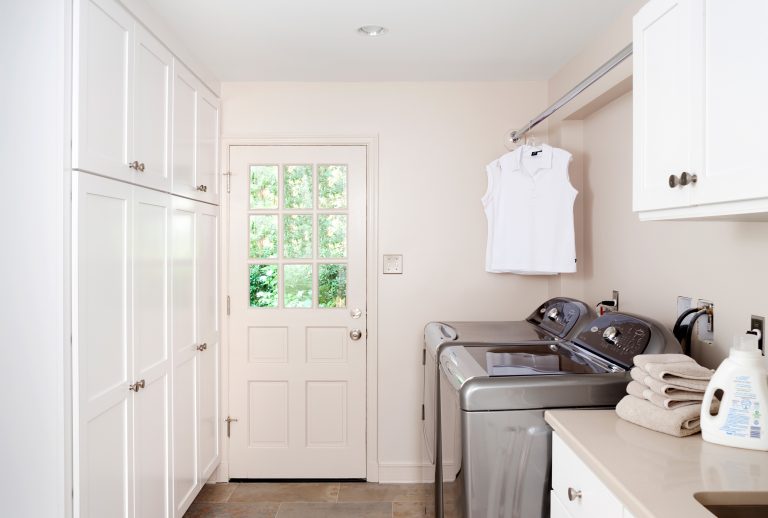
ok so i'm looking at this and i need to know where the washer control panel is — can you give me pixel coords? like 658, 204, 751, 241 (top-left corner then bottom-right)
528, 298, 589, 338
574, 314, 652, 368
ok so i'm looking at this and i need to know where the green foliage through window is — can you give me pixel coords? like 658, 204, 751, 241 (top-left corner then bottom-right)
284, 264, 312, 308
318, 264, 347, 308
318, 215, 347, 258
283, 215, 312, 258
250, 165, 278, 209
318, 165, 347, 209
249, 215, 278, 259
284, 165, 313, 209
249, 264, 278, 307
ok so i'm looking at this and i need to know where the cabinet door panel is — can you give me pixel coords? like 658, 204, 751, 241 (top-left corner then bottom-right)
74, 0, 133, 178
172, 62, 198, 199
133, 26, 172, 190
196, 92, 220, 204
134, 375, 170, 518
633, 0, 699, 211
197, 206, 220, 479
74, 172, 133, 518
133, 186, 171, 518
171, 198, 200, 516
696, 0, 768, 204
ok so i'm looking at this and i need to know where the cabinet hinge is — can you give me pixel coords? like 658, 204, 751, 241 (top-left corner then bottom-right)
224, 171, 232, 194
226, 295, 230, 315
421, 404, 425, 421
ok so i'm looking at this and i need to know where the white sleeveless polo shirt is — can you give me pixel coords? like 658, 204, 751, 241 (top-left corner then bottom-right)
482, 144, 577, 274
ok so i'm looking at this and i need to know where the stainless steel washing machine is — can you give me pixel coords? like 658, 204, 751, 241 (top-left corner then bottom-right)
422, 298, 595, 491
436, 312, 681, 518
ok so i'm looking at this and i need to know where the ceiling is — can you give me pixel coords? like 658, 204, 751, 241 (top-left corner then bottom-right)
145, 0, 635, 81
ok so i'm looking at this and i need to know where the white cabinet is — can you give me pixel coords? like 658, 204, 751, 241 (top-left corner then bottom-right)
74, 0, 172, 190
172, 61, 221, 204
633, 0, 768, 220
551, 433, 635, 518
73, 172, 172, 518
171, 197, 220, 517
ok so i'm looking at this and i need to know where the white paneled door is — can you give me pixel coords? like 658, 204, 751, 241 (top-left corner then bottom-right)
228, 145, 367, 478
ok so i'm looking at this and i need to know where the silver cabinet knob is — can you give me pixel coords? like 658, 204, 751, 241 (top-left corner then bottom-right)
567, 487, 582, 501
679, 171, 697, 186
350, 308, 362, 319
137, 162, 145, 172
129, 160, 140, 170
349, 329, 362, 341
197, 184, 208, 192
129, 379, 146, 392
668, 174, 680, 188
603, 326, 620, 345
196, 342, 208, 351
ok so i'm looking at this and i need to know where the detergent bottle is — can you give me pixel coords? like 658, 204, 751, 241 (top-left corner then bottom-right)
701, 333, 768, 450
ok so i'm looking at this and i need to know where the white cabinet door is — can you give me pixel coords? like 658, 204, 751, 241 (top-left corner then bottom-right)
132, 26, 172, 191
196, 90, 220, 204
172, 62, 198, 200
633, 0, 701, 212
73, 172, 133, 518
694, 0, 768, 205
550, 491, 572, 518
197, 203, 220, 480
73, 0, 133, 178
132, 186, 172, 518
171, 197, 200, 516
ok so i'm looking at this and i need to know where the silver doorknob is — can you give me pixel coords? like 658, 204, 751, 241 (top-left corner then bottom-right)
349, 329, 363, 341
567, 487, 582, 501
350, 308, 362, 319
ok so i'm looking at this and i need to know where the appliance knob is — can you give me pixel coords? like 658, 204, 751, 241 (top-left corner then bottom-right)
546, 307, 559, 321
603, 326, 620, 345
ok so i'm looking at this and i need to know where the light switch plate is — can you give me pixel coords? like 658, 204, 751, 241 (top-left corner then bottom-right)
383, 254, 403, 274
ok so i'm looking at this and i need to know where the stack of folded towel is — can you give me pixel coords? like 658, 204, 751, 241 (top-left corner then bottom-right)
615, 354, 716, 437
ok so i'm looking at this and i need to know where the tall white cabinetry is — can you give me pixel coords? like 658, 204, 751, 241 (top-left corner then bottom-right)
171, 198, 220, 516
634, 0, 768, 220
72, 0, 220, 516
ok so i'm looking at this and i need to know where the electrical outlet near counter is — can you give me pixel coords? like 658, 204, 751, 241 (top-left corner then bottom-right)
676, 296, 714, 344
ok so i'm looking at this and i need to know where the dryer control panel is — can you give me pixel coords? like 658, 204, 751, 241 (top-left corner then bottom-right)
527, 298, 591, 338
573, 314, 652, 369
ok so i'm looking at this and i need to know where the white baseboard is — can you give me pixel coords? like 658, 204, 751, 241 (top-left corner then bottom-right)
376, 462, 458, 484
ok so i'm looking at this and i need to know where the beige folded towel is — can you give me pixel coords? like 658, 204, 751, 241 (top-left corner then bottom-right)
626, 380, 702, 410
615, 394, 703, 437
643, 375, 707, 399
633, 354, 713, 391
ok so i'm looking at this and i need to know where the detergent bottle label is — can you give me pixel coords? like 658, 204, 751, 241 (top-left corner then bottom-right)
719, 375, 761, 439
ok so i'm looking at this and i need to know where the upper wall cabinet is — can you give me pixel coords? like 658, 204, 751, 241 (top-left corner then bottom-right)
172, 61, 221, 204
633, 0, 768, 220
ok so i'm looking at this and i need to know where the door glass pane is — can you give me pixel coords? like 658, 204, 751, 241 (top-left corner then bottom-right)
249, 264, 278, 308
284, 165, 313, 209
318, 215, 347, 258
284, 264, 312, 308
318, 165, 347, 209
249, 215, 278, 258
250, 165, 278, 209
318, 264, 347, 308
283, 215, 313, 259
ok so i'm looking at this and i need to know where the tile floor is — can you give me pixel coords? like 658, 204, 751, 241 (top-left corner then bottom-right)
183, 481, 435, 518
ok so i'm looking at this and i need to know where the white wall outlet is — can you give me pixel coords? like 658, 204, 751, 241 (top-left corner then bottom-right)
383, 254, 403, 274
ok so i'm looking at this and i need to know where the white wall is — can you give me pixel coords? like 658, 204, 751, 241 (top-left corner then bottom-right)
221, 81, 550, 480
580, 93, 768, 368
0, 1, 69, 516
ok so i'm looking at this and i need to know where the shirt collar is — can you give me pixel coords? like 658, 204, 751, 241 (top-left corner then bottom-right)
511, 144, 553, 174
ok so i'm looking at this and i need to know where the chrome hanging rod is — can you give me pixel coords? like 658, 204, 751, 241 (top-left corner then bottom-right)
509, 43, 633, 143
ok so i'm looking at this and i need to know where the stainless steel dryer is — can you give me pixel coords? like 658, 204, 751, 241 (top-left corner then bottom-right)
422, 298, 595, 486
436, 312, 681, 518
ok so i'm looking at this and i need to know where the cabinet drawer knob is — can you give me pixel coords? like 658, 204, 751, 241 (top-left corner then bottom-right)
679, 171, 697, 186
137, 162, 145, 172
129, 160, 140, 170
567, 487, 582, 501
196, 342, 208, 351
668, 174, 680, 188
129, 379, 145, 392
197, 184, 208, 192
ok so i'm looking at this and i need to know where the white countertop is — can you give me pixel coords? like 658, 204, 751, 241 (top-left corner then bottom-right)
545, 409, 768, 518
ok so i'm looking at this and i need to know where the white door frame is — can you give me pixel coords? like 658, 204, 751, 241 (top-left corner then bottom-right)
216, 136, 379, 482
